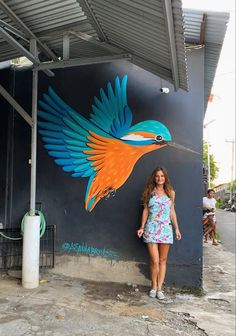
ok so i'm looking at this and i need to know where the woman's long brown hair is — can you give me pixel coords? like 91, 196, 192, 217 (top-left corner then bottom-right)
142, 167, 174, 206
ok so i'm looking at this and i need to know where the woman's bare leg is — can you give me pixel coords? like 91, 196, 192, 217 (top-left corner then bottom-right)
157, 244, 170, 291
212, 225, 218, 244
147, 243, 159, 290
210, 219, 217, 244
203, 218, 209, 242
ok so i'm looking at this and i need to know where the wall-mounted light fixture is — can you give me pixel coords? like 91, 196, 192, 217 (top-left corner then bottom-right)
160, 87, 170, 94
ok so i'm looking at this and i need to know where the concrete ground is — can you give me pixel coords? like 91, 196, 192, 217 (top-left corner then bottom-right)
0, 242, 235, 335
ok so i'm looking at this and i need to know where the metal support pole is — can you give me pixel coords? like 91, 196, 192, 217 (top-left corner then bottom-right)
162, 0, 180, 91
0, 84, 32, 126
29, 69, 38, 215
231, 141, 235, 200
63, 33, 70, 60
22, 69, 40, 289
22, 38, 40, 289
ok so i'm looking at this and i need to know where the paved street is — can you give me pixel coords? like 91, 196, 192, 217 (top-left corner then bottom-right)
0, 210, 235, 336
216, 210, 236, 254
0, 237, 235, 335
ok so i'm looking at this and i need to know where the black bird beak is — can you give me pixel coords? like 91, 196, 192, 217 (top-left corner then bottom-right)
168, 142, 201, 155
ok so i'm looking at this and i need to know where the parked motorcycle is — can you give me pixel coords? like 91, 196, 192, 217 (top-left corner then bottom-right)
231, 204, 236, 212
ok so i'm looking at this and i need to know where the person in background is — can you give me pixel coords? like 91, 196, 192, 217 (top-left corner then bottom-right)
202, 189, 218, 245
136, 167, 181, 300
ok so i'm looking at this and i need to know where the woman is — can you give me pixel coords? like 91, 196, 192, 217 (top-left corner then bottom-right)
137, 167, 181, 300
202, 189, 218, 245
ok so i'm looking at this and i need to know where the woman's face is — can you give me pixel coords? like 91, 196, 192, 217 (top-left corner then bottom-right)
155, 170, 165, 186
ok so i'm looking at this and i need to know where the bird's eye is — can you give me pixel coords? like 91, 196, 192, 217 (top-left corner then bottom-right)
155, 135, 163, 142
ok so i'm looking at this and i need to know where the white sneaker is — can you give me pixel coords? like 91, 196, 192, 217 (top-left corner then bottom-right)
149, 289, 157, 298
156, 290, 165, 300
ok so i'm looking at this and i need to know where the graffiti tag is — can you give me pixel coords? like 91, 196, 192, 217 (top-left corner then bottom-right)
62, 242, 119, 261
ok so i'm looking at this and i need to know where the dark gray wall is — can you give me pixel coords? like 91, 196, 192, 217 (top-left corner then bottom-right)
0, 48, 204, 287
0, 69, 16, 226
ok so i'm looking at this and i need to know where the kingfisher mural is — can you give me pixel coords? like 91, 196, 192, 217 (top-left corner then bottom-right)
38, 75, 172, 211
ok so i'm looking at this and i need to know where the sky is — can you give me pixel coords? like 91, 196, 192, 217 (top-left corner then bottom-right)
182, 0, 235, 185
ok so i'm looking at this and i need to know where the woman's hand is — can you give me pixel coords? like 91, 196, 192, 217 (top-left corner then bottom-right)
175, 228, 182, 240
137, 228, 144, 238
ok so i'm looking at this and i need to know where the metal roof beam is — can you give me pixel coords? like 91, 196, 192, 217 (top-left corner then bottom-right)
200, 13, 207, 44
0, 26, 39, 64
63, 34, 70, 60
69, 30, 124, 54
0, 84, 32, 126
0, 0, 58, 61
162, 0, 180, 91
79, 0, 107, 41
33, 54, 132, 71
0, 19, 28, 42
0, 27, 54, 77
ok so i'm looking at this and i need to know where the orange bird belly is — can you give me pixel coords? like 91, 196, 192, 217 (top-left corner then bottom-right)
84, 132, 165, 210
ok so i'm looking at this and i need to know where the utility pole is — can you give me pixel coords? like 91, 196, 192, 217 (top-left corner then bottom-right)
226, 139, 236, 202
204, 119, 216, 188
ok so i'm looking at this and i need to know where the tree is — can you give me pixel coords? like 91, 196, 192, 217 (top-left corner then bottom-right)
203, 141, 219, 184
227, 179, 236, 198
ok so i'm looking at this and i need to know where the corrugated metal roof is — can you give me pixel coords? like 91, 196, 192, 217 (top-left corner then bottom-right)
0, 0, 106, 59
183, 9, 230, 110
79, 0, 188, 90
0, 0, 188, 91
0, 1, 230, 103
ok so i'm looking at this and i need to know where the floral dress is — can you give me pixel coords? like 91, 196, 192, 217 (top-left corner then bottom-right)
143, 193, 173, 244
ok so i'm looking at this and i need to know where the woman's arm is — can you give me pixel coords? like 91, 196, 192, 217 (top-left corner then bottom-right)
170, 191, 181, 240
137, 206, 149, 238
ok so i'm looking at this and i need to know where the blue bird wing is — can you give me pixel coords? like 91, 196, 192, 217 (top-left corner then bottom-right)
37, 86, 114, 182
89, 75, 133, 138
37, 76, 133, 210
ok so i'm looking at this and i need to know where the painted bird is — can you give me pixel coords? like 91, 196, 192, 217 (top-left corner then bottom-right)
38, 75, 172, 211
